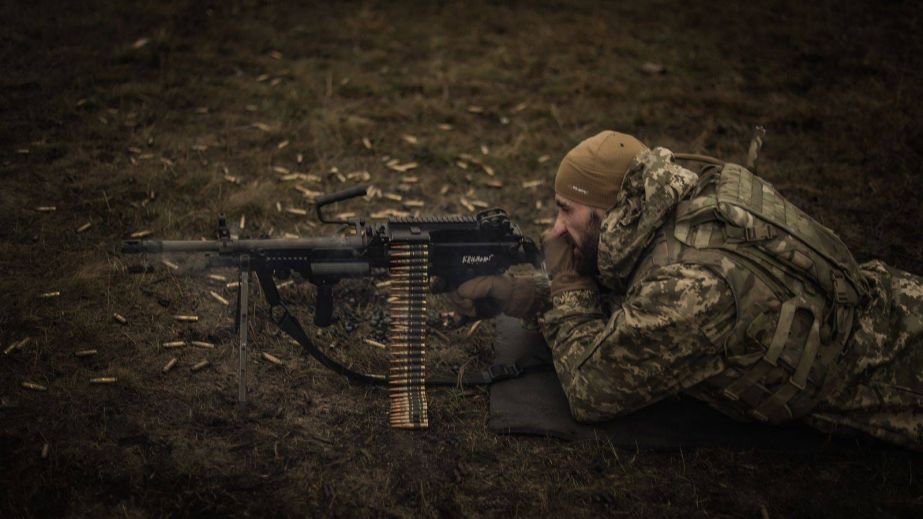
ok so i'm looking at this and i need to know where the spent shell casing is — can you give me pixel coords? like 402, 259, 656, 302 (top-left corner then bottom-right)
226, 281, 240, 289
190, 341, 215, 349
191, 360, 210, 372
162, 357, 178, 373
74, 349, 98, 357
161, 259, 179, 270
41, 443, 49, 459
207, 274, 227, 282
130, 230, 153, 239
363, 338, 387, 349
175, 315, 199, 322
1, 338, 31, 354
262, 352, 283, 365
21, 382, 48, 391
162, 341, 186, 349
113, 313, 128, 324
465, 320, 483, 338
90, 377, 117, 384
76, 222, 92, 233
39, 291, 61, 299
209, 291, 229, 305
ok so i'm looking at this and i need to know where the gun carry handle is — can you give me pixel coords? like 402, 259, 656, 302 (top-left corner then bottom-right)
314, 283, 335, 327
315, 184, 368, 207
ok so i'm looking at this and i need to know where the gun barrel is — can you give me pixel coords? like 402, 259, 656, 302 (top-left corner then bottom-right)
122, 236, 365, 255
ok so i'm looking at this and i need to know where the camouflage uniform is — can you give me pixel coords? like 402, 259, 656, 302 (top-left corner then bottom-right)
538, 147, 923, 450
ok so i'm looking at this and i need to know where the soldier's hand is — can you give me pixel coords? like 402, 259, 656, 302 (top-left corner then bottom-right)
447, 275, 540, 319
542, 230, 579, 278
541, 231, 597, 295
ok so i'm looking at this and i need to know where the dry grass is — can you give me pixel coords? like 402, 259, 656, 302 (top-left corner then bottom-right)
1, 0, 922, 516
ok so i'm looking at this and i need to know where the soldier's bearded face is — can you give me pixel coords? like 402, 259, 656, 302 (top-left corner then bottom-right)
552, 195, 604, 276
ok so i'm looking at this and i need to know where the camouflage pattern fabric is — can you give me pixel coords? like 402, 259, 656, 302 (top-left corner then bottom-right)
806, 260, 923, 449
539, 147, 923, 450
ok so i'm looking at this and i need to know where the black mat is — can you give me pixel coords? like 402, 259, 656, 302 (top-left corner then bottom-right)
488, 316, 827, 449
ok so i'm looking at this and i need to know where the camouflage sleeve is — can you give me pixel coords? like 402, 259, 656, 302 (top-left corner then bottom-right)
539, 264, 735, 422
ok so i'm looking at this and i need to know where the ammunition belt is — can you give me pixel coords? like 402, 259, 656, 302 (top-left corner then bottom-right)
387, 241, 430, 429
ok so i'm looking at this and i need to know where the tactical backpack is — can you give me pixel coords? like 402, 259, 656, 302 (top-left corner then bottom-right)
629, 162, 868, 424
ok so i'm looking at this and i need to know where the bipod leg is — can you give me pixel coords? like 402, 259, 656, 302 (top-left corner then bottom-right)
237, 254, 250, 411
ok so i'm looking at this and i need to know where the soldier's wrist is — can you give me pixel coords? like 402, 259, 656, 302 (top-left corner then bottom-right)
550, 272, 597, 296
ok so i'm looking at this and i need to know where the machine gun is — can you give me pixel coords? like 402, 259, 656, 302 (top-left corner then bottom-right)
122, 185, 541, 429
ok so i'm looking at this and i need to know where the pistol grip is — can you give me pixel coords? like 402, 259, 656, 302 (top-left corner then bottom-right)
314, 283, 334, 327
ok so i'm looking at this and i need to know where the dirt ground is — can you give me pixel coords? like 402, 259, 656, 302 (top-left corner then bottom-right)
2, 0, 922, 517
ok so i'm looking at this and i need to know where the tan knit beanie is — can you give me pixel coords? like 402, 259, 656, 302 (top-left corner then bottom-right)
554, 131, 647, 209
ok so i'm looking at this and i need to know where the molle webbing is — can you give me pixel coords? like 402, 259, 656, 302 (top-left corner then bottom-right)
718, 164, 866, 301
651, 163, 868, 424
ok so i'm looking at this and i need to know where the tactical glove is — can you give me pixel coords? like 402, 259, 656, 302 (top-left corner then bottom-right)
447, 275, 540, 319
542, 232, 597, 296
